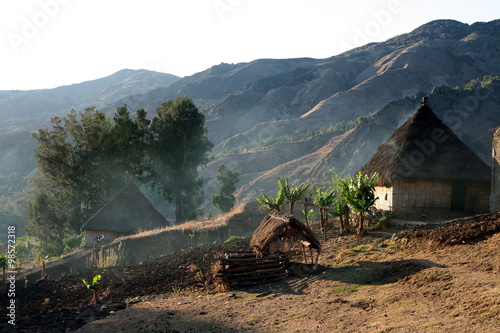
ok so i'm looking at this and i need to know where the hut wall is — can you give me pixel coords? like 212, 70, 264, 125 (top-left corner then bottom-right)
491, 127, 500, 212
391, 179, 452, 211
467, 182, 490, 213
374, 186, 393, 210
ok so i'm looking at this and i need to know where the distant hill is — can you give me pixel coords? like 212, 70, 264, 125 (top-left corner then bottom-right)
0, 69, 180, 131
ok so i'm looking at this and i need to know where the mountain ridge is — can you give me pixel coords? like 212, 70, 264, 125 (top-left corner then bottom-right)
1, 19, 500, 218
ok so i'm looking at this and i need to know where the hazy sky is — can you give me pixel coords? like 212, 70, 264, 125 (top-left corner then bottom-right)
0, 0, 499, 90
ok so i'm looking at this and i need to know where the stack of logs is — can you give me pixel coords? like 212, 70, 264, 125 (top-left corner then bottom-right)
213, 251, 289, 286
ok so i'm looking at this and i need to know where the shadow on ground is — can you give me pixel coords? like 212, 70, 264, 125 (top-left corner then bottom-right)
238, 259, 444, 296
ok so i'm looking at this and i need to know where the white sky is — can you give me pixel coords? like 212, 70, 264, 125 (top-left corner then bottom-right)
0, 0, 499, 90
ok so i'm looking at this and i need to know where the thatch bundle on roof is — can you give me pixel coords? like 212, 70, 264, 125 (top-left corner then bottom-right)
250, 210, 321, 257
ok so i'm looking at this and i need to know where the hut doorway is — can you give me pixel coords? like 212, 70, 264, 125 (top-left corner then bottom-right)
451, 181, 466, 211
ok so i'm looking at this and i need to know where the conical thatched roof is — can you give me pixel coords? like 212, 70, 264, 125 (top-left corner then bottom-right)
360, 104, 491, 187
82, 182, 168, 233
250, 210, 321, 255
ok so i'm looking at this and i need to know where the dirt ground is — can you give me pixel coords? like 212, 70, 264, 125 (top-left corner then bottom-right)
1, 212, 499, 332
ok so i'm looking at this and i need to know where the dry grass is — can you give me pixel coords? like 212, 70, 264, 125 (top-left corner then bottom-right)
122, 203, 246, 240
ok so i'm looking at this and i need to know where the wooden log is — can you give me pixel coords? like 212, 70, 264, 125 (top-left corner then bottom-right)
222, 251, 254, 254
215, 256, 288, 264
222, 262, 286, 273
224, 266, 286, 278
226, 271, 288, 283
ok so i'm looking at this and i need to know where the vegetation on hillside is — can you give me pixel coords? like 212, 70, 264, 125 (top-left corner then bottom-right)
211, 164, 240, 213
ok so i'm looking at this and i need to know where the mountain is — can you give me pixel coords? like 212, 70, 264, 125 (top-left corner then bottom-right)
0, 69, 180, 130
225, 82, 500, 207
1, 19, 500, 218
105, 20, 500, 158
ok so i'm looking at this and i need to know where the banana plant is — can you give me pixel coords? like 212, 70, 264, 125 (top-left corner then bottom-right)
313, 187, 337, 241
82, 274, 102, 304
340, 172, 379, 238
278, 178, 310, 215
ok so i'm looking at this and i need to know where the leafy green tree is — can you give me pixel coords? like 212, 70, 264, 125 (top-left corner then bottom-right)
330, 200, 350, 235
32, 108, 116, 232
28, 106, 151, 253
25, 189, 67, 256
313, 187, 337, 241
211, 164, 240, 213
340, 172, 379, 238
148, 97, 213, 223
278, 178, 310, 215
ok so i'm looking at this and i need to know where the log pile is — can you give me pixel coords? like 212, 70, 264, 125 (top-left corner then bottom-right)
213, 251, 289, 287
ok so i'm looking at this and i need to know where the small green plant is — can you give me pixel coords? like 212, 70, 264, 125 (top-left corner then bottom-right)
333, 284, 361, 293
224, 235, 246, 243
172, 285, 182, 296
82, 274, 102, 304
352, 244, 370, 252
373, 215, 393, 230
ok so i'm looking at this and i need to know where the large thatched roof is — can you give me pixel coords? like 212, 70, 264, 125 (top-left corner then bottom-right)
250, 210, 321, 255
82, 182, 168, 233
360, 104, 491, 187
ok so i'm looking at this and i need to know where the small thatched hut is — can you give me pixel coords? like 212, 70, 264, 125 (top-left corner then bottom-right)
250, 211, 321, 262
360, 98, 491, 212
82, 182, 168, 247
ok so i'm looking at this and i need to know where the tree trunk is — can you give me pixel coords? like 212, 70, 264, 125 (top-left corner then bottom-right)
303, 202, 309, 227
357, 213, 365, 237
321, 208, 328, 241
344, 208, 351, 233
339, 215, 345, 235
175, 191, 183, 224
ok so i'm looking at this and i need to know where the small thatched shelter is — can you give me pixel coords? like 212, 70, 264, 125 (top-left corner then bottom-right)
250, 211, 321, 263
360, 98, 491, 212
82, 182, 168, 247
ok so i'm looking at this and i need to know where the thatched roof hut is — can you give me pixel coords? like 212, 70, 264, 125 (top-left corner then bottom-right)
250, 210, 321, 256
360, 103, 490, 187
82, 182, 168, 247
360, 100, 491, 212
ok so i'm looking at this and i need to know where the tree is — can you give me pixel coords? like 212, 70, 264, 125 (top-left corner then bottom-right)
340, 172, 379, 238
211, 164, 240, 213
328, 169, 350, 235
330, 199, 350, 235
28, 106, 150, 253
105, 105, 150, 179
278, 178, 310, 215
32, 108, 117, 233
149, 97, 213, 223
25, 189, 67, 256
313, 187, 337, 241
